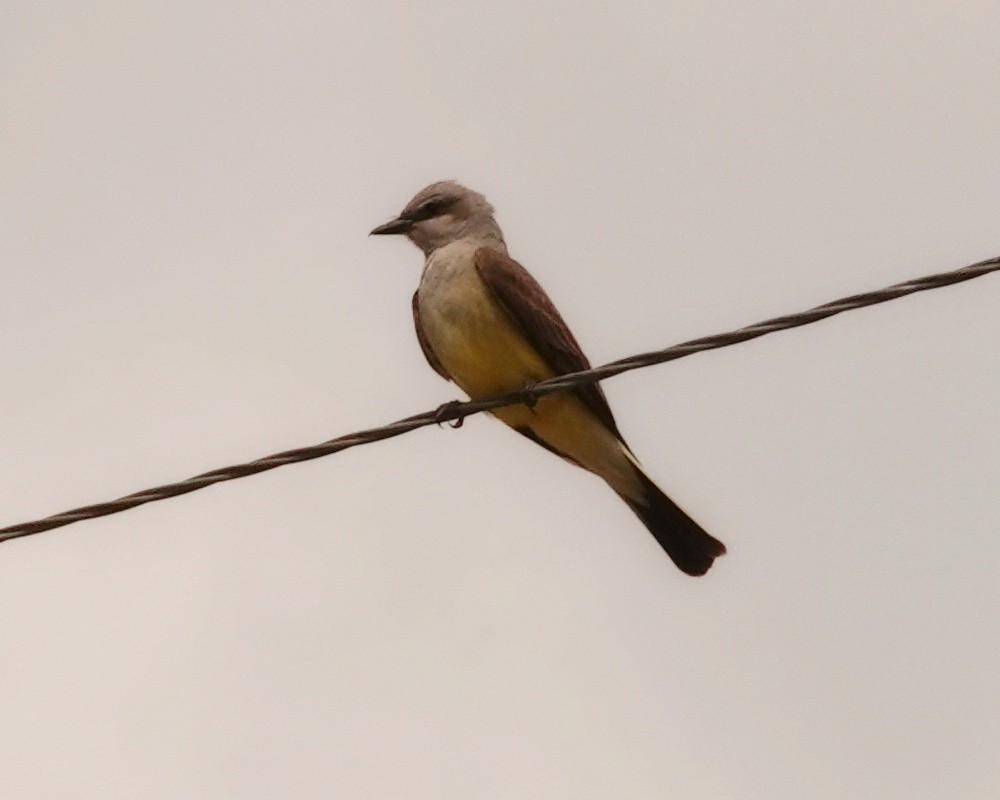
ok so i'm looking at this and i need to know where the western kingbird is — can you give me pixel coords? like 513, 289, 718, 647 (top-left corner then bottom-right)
371, 181, 726, 576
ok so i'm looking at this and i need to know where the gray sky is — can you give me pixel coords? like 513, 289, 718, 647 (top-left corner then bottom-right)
2, 2, 999, 798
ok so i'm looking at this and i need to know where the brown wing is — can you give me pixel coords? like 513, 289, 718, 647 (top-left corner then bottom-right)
474, 247, 623, 440
412, 289, 450, 380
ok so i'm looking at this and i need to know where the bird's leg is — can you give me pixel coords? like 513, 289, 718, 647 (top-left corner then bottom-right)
434, 399, 466, 428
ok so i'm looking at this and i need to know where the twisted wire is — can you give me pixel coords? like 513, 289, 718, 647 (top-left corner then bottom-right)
2, 254, 997, 544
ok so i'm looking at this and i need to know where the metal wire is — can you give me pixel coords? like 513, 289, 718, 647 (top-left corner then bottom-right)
2, 254, 998, 544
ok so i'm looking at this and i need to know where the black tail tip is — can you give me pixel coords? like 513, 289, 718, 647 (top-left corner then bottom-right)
624, 478, 726, 577
671, 532, 726, 577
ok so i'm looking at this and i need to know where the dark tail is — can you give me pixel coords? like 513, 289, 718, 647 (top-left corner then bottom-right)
621, 470, 726, 577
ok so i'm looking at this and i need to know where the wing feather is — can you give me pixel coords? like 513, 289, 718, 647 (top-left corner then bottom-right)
474, 247, 623, 440
411, 289, 450, 380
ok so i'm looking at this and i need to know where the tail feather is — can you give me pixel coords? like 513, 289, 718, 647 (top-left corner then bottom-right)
621, 470, 726, 577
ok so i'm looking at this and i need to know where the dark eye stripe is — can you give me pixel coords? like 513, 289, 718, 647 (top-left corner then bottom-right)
411, 196, 455, 220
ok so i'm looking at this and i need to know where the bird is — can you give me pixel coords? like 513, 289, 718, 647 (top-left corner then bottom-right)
370, 181, 726, 576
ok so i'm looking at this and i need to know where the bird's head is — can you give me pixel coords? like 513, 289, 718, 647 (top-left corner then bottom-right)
370, 181, 503, 255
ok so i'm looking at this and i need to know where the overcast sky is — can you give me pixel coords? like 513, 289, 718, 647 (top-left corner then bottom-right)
2, 3, 999, 798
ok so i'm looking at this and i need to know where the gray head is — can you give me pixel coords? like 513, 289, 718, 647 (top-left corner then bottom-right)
370, 180, 505, 256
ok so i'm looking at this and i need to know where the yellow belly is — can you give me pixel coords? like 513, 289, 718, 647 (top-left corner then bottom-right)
418, 262, 640, 497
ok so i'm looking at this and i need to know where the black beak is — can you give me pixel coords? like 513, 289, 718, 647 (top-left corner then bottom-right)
369, 217, 413, 236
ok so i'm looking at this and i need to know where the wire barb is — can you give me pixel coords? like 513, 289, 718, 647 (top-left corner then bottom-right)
2, 254, 998, 545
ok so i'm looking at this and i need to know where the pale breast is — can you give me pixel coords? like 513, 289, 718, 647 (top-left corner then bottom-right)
417, 244, 554, 398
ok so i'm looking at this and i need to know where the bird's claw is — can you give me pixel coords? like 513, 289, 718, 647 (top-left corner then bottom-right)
434, 400, 466, 428
521, 385, 541, 411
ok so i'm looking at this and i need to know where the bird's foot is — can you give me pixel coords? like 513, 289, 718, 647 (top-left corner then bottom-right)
520, 384, 541, 411
434, 400, 466, 428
